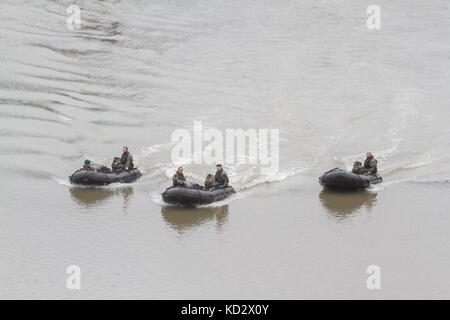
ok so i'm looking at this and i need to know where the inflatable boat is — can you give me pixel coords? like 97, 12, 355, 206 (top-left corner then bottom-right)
69, 164, 141, 186
319, 168, 382, 191
162, 185, 236, 206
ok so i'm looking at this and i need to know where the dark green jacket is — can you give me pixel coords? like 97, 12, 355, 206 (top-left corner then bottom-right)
352, 162, 363, 174
120, 151, 134, 169
214, 169, 229, 188
173, 172, 186, 187
352, 167, 364, 174
364, 156, 378, 174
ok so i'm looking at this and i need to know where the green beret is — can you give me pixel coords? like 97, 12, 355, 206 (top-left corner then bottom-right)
84, 159, 91, 165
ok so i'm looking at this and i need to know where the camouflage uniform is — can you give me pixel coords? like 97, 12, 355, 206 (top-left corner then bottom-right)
173, 171, 186, 187
214, 169, 229, 188
82, 164, 95, 172
204, 174, 214, 190
352, 161, 363, 174
119, 151, 134, 169
363, 155, 378, 174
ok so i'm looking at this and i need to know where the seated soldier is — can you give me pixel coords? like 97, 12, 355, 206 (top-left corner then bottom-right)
173, 167, 187, 187
204, 174, 214, 190
82, 160, 96, 172
363, 152, 378, 174
111, 157, 121, 171
352, 161, 363, 174
213, 164, 229, 188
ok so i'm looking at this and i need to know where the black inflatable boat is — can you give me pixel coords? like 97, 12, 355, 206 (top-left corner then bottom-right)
162, 185, 236, 206
69, 164, 141, 186
319, 168, 382, 191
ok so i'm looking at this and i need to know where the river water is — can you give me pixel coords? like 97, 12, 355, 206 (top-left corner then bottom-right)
1, 0, 450, 299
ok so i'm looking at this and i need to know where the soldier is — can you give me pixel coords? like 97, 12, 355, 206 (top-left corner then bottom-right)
111, 157, 121, 171
119, 146, 134, 171
204, 174, 214, 190
362, 152, 378, 174
82, 160, 96, 172
352, 161, 363, 174
213, 164, 229, 188
173, 167, 187, 187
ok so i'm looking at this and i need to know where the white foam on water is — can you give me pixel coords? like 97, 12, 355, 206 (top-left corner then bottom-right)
58, 115, 72, 121
54, 177, 72, 187
369, 175, 450, 192
401, 149, 439, 170
151, 193, 167, 206
369, 179, 407, 192
138, 137, 309, 196
139, 141, 176, 158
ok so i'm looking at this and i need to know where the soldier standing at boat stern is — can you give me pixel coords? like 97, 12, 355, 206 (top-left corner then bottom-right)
213, 164, 229, 188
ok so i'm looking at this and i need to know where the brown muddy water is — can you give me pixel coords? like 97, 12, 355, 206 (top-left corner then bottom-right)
1, 0, 450, 299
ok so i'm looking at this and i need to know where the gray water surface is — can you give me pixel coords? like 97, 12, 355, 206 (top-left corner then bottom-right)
1, 0, 450, 299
